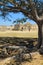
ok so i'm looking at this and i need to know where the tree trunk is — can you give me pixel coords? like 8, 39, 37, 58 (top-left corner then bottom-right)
36, 23, 43, 54
38, 24, 42, 48
35, 24, 42, 49
42, 24, 43, 46
39, 24, 43, 54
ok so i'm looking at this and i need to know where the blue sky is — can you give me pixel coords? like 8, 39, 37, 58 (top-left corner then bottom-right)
0, 12, 36, 26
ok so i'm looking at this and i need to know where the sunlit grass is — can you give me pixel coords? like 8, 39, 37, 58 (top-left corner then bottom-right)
0, 31, 38, 38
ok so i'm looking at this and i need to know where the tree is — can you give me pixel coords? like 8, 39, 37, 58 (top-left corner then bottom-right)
24, 22, 31, 31
13, 18, 28, 30
0, 0, 43, 54
13, 18, 28, 24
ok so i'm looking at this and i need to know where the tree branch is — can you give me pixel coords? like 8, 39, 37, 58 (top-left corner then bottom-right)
4, 6, 37, 22
0, 1, 43, 22
29, 0, 43, 21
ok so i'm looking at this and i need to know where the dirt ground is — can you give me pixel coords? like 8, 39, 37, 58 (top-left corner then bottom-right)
0, 52, 43, 65
22, 52, 43, 65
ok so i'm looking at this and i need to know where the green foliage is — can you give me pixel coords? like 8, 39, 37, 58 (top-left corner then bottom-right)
13, 17, 28, 24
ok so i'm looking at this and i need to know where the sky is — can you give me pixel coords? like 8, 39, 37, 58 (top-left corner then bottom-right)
0, 12, 36, 26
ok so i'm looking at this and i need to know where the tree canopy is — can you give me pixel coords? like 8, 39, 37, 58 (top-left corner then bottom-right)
13, 17, 28, 24
0, 0, 43, 24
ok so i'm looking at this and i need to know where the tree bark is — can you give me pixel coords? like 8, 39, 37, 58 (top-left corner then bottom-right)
36, 23, 43, 54
42, 24, 43, 46
35, 23, 42, 49
39, 23, 43, 54
38, 24, 42, 48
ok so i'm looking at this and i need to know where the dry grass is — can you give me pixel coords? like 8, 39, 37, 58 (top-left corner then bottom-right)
0, 30, 38, 38
22, 52, 43, 65
0, 52, 43, 65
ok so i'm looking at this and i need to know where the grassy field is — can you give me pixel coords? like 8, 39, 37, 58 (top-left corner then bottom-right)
0, 31, 38, 38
